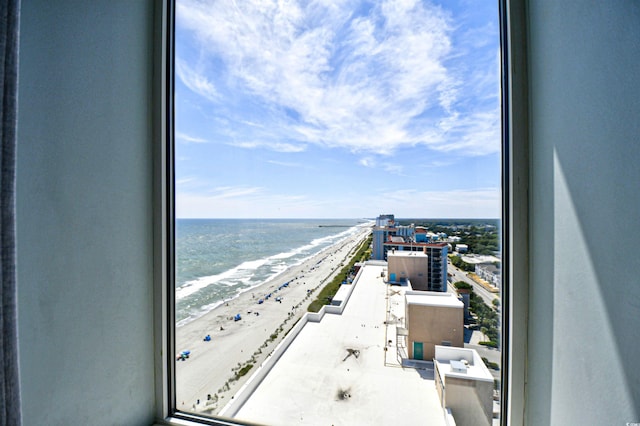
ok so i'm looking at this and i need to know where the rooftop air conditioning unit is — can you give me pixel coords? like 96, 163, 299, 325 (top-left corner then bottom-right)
450, 360, 468, 374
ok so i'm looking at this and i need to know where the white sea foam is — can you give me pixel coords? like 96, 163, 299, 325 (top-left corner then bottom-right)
176, 258, 269, 299
176, 299, 226, 327
175, 219, 372, 323
269, 251, 295, 260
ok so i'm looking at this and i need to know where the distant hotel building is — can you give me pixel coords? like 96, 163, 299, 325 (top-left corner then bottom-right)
375, 214, 396, 227
372, 214, 448, 291
372, 214, 397, 260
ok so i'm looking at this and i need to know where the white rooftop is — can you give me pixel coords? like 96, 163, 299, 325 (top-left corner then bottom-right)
460, 254, 501, 264
388, 250, 428, 258
331, 282, 352, 305
434, 345, 494, 383
405, 291, 464, 309
229, 263, 447, 426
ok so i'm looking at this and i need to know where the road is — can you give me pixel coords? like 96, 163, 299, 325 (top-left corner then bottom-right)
447, 260, 499, 305
447, 260, 503, 380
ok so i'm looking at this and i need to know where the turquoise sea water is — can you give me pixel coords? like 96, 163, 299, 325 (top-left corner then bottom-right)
176, 218, 369, 325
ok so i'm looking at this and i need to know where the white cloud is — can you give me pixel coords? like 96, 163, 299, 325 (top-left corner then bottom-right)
176, 177, 195, 185
374, 187, 500, 218
434, 108, 500, 155
210, 186, 263, 200
231, 141, 307, 153
425, 160, 455, 168
383, 163, 404, 175
359, 157, 375, 168
267, 160, 305, 168
176, 131, 208, 144
176, 187, 324, 218
358, 157, 403, 175
175, 58, 219, 102
176, 0, 500, 156
176, 185, 500, 219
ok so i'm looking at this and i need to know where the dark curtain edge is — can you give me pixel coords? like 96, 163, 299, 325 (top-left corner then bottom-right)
0, 0, 22, 424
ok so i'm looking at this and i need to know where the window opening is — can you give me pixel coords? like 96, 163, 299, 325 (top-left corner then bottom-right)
171, 1, 503, 424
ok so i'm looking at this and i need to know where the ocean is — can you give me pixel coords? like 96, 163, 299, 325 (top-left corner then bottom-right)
176, 218, 370, 325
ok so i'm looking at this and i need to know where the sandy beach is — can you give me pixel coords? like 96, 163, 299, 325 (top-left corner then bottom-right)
175, 226, 371, 415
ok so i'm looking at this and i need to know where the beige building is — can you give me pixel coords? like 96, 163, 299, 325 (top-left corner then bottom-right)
405, 291, 463, 360
434, 346, 494, 426
387, 250, 429, 289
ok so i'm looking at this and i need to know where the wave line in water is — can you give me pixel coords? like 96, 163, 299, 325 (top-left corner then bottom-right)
176, 258, 269, 299
175, 221, 372, 324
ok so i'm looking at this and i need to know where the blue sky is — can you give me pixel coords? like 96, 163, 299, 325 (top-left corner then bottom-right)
175, 0, 500, 219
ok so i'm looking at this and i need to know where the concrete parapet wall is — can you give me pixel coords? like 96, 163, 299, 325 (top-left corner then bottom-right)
306, 310, 325, 322
220, 260, 365, 417
444, 407, 457, 426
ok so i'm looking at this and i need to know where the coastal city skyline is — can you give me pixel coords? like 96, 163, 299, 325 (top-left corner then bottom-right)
175, 215, 501, 423
174, 0, 500, 219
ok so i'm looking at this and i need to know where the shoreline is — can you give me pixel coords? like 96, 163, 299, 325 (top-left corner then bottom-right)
175, 224, 368, 326
176, 225, 365, 327
175, 227, 371, 415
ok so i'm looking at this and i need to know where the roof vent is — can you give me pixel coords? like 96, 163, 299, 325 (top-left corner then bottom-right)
450, 360, 468, 374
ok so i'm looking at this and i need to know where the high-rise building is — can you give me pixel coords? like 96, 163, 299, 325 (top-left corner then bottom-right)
384, 242, 448, 292
372, 214, 448, 291
387, 250, 429, 288
371, 214, 397, 260
375, 214, 395, 227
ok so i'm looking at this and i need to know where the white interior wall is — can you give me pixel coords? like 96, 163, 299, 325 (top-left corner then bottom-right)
12, 1, 640, 425
527, 1, 640, 424
16, 2, 157, 425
